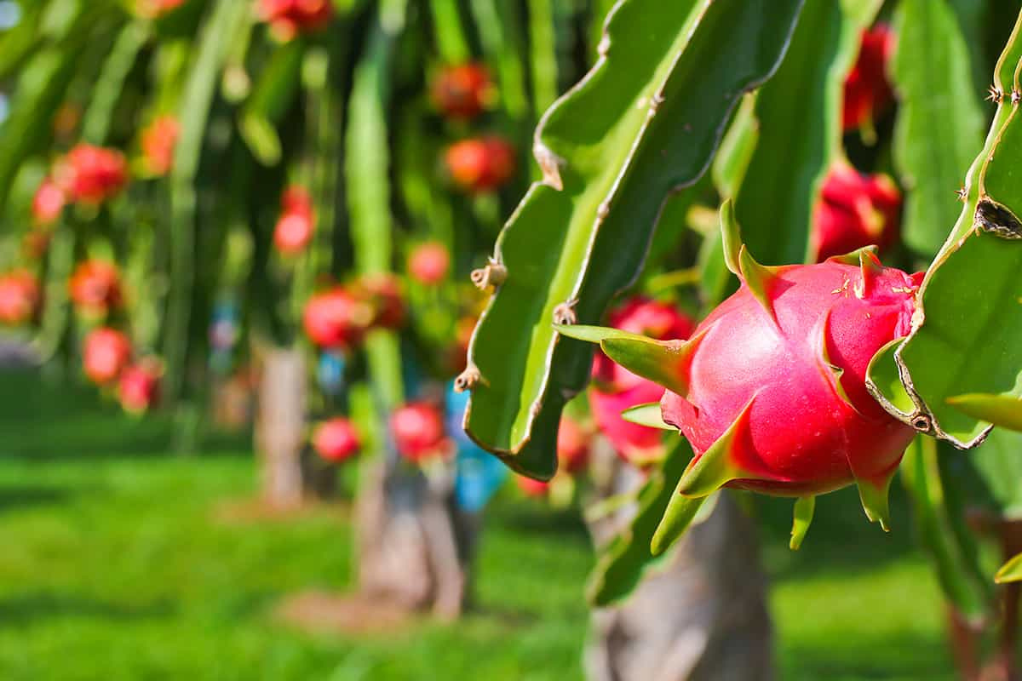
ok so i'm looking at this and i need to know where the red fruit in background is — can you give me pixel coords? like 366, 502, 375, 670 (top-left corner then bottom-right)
302, 287, 373, 350
69, 260, 123, 316
118, 360, 162, 413
56, 144, 129, 204
83, 327, 132, 385
259, 0, 334, 41
353, 273, 405, 329
660, 253, 920, 504
516, 475, 550, 498
390, 401, 449, 463
407, 242, 450, 285
590, 297, 694, 467
843, 26, 895, 133
0, 270, 40, 325
812, 164, 901, 262
312, 417, 361, 463
430, 63, 494, 120
445, 137, 516, 193
273, 186, 315, 255
556, 416, 590, 475
32, 178, 66, 226
141, 116, 180, 176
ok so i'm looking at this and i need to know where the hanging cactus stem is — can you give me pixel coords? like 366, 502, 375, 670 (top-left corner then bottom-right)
790, 495, 816, 551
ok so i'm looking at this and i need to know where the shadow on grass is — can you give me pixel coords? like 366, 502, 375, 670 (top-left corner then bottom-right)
0, 369, 250, 462
779, 631, 953, 681
0, 484, 71, 514
490, 501, 591, 543
0, 592, 175, 627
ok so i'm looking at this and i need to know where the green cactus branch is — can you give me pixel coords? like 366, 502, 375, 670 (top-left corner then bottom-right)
463, 0, 805, 479
736, 0, 881, 266
868, 14, 1022, 448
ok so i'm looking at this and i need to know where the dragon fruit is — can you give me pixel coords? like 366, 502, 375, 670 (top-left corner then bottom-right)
259, 0, 334, 41
843, 25, 895, 133
812, 163, 901, 262
407, 242, 450, 285
430, 63, 494, 120
391, 401, 450, 463
118, 360, 162, 414
273, 186, 315, 255
556, 416, 591, 475
55, 144, 128, 204
32, 178, 66, 226
560, 204, 921, 547
312, 417, 361, 463
83, 327, 132, 385
516, 475, 550, 498
445, 137, 516, 193
589, 297, 694, 467
302, 287, 373, 350
69, 260, 123, 316
141, 115, 180, 176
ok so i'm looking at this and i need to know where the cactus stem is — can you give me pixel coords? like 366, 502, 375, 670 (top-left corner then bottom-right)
789, 495, 815, 550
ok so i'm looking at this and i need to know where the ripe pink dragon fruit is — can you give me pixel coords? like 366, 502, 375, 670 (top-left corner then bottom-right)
55, 144, 129, 204
83, 327, 132, 385
141, 115, 180, 176
32, 178, 66, 226
430, 63, 494, 120
560, 207, 922, 546
589, 297, 694, 467
302, 287, 373, 350
812, 163, 901, 261
259, 0, 334, 41
273, 186, 315, 255
445, 137, 516, 193
69, 260, 123, 316
0, 270, 40, 326
312, 417, 361, 463
118, 360, 162, 413
407, 242, 450, 285
843, 25, 894, 133
390, 401, 450, 463
556, 416, 590, 475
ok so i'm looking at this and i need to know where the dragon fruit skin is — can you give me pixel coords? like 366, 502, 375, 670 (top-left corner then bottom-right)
661, 253, 921, 501
590, 297, 694, 466
812, 163, 902, 262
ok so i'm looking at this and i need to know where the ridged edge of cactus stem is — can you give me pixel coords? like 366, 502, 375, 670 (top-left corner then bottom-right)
462, 0, 806, 477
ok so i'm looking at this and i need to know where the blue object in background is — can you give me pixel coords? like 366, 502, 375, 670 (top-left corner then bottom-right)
317, 351, 346, 395
447, 382, 507, 513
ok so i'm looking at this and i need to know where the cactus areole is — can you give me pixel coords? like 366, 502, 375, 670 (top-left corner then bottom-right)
559, 203, 922, 542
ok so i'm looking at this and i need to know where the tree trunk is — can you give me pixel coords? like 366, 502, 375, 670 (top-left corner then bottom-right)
255, 347, 307, 509
585, 446, 775, 681
354, 459, 471, 620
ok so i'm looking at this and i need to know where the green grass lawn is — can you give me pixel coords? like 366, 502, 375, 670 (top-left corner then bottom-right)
0, 369, 956, 680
